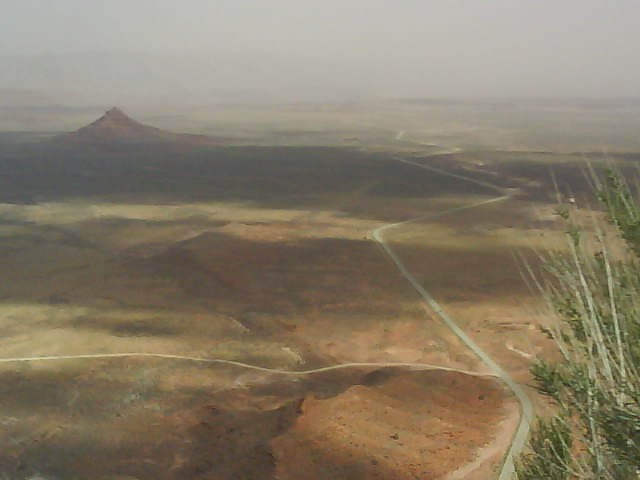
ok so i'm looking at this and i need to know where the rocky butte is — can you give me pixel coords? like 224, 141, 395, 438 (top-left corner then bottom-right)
54, 107, 225, 148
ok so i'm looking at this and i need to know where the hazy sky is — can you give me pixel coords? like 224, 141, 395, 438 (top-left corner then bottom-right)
2, 0, 640, 98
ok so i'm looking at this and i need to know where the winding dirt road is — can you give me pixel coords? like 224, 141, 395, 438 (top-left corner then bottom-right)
0, 352, 494, 379
374, 149, 532, 480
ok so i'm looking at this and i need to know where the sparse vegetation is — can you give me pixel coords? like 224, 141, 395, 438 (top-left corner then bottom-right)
518, 171, 640, 479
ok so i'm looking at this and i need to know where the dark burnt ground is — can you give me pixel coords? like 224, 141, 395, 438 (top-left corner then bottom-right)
4, 140, 623, 220
0, 143, 492, 212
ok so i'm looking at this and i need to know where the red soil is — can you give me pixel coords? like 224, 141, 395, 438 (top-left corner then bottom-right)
271, 370, 516, 480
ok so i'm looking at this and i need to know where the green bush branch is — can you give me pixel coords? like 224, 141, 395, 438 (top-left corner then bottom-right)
517, 172, 640, 479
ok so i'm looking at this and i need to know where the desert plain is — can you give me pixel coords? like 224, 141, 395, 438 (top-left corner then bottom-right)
0, 99, 639, 479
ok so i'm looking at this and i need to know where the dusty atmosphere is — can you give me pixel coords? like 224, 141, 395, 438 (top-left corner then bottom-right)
1, 1, 640, 479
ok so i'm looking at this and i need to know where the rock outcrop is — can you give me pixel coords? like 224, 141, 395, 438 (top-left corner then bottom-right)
54, 107, 223, 148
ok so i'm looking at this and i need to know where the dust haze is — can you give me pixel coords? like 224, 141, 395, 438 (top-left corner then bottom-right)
2, 2, 640, 480
2, 0, 640, 104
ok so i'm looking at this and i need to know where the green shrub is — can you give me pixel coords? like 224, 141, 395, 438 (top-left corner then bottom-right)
517, 171, 640, 479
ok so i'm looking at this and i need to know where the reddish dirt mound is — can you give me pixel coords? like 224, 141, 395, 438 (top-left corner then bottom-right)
271, 370, 515, 480
0, 363, 516, 480
54, 107, 226, 147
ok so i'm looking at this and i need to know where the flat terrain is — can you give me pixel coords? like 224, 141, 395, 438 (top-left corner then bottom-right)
0, 100, 636, 479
